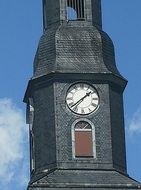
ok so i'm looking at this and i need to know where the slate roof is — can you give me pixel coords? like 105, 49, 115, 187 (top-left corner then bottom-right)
33, 25, 122, 79
29, 169, 141, 189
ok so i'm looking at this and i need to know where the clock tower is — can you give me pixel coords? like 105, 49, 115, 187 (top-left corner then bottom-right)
24, 0, 141, 189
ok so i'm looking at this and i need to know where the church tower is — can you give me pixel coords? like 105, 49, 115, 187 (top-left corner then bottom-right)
24, 0, 141, 189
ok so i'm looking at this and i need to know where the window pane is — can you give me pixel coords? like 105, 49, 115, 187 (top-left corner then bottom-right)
75, 131, 93, 157
75, 121, 91, 130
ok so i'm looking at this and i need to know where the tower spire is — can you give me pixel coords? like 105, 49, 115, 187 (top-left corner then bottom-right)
25, 1, 141, 189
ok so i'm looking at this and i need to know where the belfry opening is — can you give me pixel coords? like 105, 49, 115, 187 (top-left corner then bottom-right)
67, 0, 84, 20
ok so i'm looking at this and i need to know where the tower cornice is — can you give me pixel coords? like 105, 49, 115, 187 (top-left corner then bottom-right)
23, 72, 127, 103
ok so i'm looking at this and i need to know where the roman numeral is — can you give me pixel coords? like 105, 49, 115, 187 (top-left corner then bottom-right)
68, 102, 74, 107
67, 97, 73, 101
81, 108, 85, 114
73, 106, 78, 113
91, 103, 97, 107
80, 84, 84, 89
88, 108, 92, 113
69, 91, 74, 96
74, 85, 77, 90
92, 97, 98, 101
87, 87, 90, 91
91, 91, 96, 94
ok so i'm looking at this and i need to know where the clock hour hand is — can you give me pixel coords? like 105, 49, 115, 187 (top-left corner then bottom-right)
71, 92, 91, 108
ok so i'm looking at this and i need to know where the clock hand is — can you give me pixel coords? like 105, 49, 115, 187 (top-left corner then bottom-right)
71, 99, 83, 109
71, 92, 91, 108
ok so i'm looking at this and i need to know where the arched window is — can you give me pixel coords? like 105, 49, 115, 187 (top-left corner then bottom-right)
72, 120, 96, 158
27, 98, 35, 172
67, 0, 85, 20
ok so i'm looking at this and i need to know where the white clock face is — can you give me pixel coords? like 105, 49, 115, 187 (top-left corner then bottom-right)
66, 83, 99, 115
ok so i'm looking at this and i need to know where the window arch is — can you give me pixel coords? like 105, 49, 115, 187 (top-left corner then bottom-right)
72, 119, 96, 159
67, 0, 85, 20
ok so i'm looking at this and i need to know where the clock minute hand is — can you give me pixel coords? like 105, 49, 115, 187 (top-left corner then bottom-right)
71, 92, 91, 108
71, 98, 83, 109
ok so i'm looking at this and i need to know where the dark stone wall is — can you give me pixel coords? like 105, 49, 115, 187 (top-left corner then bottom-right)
32, 83, 56, 173
109, 84, 127, 173
92, 0, 102, 29
26, 74, 127, 179
43, 0, 60, 28
54, 80, 113, 170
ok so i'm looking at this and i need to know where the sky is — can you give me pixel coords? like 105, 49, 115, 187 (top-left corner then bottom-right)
0, 1, 141, 190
